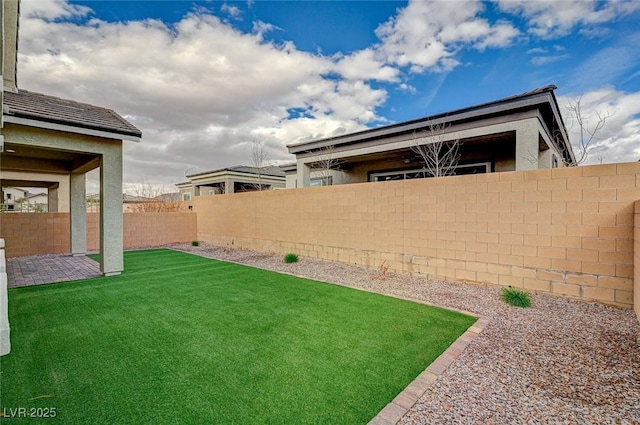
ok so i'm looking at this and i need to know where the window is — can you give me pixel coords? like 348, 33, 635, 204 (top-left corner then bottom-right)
6, 194, 11, 200
182, 193, 191, 201
370, 162, 490, 182
310, 176, 332, 187
552, 155, 559, 168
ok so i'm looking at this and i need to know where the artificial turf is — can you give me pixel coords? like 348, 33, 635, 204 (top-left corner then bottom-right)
1, 249, 476, 424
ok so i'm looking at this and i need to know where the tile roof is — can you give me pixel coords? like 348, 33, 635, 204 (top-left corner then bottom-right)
187, 165, 285, 178
3, 89, 142, 139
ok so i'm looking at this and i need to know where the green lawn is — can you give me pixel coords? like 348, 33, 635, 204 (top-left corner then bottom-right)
1, 249, 475, 424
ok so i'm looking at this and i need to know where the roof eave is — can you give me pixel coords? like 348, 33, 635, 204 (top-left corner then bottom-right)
187, 170, 286, 181
287, 86, 561, 155
3, 115, 142, 142
547, 91, 577, 165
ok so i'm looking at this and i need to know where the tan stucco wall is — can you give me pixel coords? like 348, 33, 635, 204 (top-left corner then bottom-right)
194, 162, 640, 309
634, 201, 640, 320
2, 0, 19, 92
0, 211, 197, 256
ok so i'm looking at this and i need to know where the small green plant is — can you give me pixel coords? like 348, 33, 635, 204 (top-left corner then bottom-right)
283, 253, 299, 263
501, 286, 532, 308
191, 241, 200, 247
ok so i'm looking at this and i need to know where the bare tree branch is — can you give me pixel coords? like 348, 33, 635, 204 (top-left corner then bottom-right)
411, 123, 461, 177
311, 144, 343, 184
250, 138, 270, 191
126, 180, 182, 212
565, 96, 615, 165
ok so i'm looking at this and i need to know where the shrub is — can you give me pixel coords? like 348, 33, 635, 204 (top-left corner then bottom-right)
501, 286, 531, 308
283, 253, 299, 263
191, 241, 200, 247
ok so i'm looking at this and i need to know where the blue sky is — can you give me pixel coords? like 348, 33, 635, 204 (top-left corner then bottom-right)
16, 0, 640, 190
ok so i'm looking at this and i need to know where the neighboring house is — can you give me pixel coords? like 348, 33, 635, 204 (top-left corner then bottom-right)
176, 166, 286, 200
19, 191, 48, 212
1, 187, 48, 212
285, 85, 576, 188
280, 162, 340, 188
1, 186, 28, 210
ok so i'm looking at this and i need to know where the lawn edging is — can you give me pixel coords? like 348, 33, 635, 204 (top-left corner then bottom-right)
368, 316, 490, 425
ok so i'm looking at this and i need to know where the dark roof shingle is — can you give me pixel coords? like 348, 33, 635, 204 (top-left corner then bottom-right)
3, 89, 142, 139
187, 165, 285, 178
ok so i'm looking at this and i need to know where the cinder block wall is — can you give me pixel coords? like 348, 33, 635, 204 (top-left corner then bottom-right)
0, 213, 70, 256
192, 162, 640, 309
634, 200, 640, 319
1, 212, 197, 256
123, 213, 197, 249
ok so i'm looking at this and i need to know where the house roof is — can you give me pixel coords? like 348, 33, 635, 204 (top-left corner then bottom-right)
2, 186, 29, 192
287, 85, 575, 164
3, 89, 142, 140
186, 165, 285, 179
279, 162, 297, 173
23, 192, 47, 200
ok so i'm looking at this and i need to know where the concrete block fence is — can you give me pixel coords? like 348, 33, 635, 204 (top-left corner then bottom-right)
191, 162, 640, 310
0, 162, 638, 314
635, 200, 640, 318
0, 212, 197, 257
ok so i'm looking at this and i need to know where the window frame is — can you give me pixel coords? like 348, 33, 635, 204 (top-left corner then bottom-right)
369, 162, 491, 182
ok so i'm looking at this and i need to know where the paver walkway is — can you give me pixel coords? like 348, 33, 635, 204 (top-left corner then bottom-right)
6, 254, 102, 288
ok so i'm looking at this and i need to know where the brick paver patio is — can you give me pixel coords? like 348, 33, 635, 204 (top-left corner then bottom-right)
6, 254, 102, 288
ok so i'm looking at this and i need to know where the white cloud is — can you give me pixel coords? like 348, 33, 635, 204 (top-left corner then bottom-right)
397, 83, 417, 94
497, 0, 640, 38
20, 0, 91, 20
220, 3, 242, 19
375, 0, 520, 72
559, 87, 640, 164
474, 21, 521, 50
335, 49, 399, 82
252, 20, 280, 40
530, 54, 569, 66
526, 47, 547, 54
18, 1, 395, 187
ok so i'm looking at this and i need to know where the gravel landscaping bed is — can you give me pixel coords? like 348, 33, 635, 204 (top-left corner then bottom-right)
170, 243, 640, 424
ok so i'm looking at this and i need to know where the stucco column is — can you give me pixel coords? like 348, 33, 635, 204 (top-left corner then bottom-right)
514, 118, 540, 171
48, 184, 59, 212
538, 148, 554, 169
224, 178, 235, 194
70, 172, 87, 255
100, 151, 124, 276
296, 160, 311, 187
